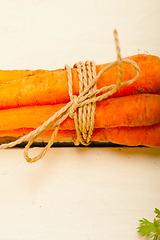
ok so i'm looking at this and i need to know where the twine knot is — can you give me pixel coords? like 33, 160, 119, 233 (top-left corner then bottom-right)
69, 95, 79, 119
0, 30, 140, 163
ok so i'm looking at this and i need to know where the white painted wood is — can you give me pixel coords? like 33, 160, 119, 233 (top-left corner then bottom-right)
0, 0, 160, 239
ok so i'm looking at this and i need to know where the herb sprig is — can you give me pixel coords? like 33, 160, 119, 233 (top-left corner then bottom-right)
137, 208, 160, 240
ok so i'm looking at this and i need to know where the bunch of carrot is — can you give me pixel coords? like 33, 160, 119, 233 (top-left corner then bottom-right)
0, 53, 160, 148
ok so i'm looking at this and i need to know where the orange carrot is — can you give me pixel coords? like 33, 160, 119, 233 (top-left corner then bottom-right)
1, 124, 160, 148
155, 90, 160, 95
98, 124, 160, 148
0, 94, 160, 131
0, 128, 76, 141
0, 69, 49, 84
0, 54, 159, 109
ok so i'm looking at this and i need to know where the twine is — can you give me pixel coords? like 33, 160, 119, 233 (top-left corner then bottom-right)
0, 30, 140, 163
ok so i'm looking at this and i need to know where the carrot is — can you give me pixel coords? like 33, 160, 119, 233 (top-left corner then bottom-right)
0, 94, 160, 131
155, 90, 160, 95
1, 124, 160, 148
98, 124, 160, 148
0, 128, 76, 141
48, 123, 160, 148
0, 69, 49, 84
0, 54, 159, 110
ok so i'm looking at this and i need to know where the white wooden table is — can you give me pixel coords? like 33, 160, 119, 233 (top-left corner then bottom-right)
0, 1, 160, 239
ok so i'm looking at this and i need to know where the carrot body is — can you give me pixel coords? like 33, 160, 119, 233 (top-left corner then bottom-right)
1, 124, 160, 148
0, 54, 159, 110
155, 90, 160, 95
0, 69, 49, 84
0, 94, 160, 131
0, 128, 76, 141
98, 124, 160, 148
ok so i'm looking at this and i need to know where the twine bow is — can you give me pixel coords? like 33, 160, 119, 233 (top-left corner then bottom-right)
0, 30, 140, 163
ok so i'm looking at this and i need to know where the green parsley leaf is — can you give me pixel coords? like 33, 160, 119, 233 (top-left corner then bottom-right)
137, 208, 160, 240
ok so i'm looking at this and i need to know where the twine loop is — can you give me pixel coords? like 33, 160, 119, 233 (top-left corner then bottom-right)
0, 30, 140, 163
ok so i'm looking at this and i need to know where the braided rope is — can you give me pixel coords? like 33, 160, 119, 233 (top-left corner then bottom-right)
0, 30, 140, 163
